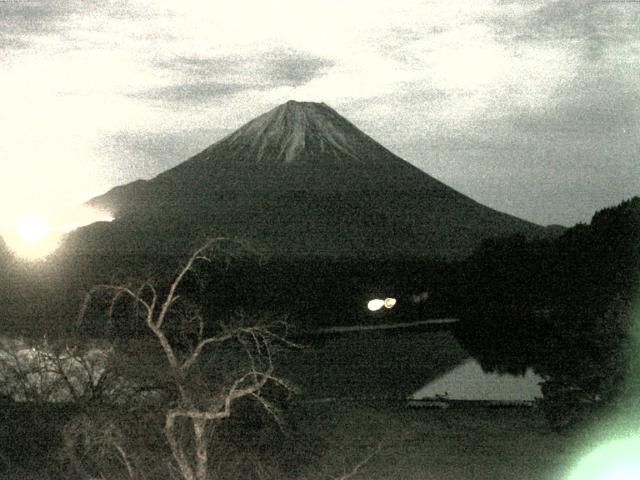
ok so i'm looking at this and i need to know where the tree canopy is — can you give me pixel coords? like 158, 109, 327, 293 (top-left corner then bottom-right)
453, 197, 640, 424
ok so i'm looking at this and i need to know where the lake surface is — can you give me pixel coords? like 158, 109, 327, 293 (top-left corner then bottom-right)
410, 358, 543, 402
1, 327, 544, 403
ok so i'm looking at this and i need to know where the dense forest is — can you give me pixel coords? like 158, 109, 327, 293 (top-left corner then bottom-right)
452, 197, 640, 426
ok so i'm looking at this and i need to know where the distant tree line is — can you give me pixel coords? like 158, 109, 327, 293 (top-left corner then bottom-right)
196, 256, 454, 330
452, 197, 640, 428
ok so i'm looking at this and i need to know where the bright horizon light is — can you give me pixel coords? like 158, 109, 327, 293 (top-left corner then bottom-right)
568, 437, 640, 480
17, 216, 50, 245
2, 206, 114, 261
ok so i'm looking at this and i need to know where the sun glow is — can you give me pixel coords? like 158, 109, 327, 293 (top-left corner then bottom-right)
17, 217, 51, 245
2, 206, 114, 261
568, 437, 640, 480
6, 216, 59, 260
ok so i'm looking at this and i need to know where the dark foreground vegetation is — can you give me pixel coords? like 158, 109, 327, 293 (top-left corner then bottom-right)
1, 243, 327, 480
2, 400, 594, 480
0, 197, 638, 478
453, 196, 640, 429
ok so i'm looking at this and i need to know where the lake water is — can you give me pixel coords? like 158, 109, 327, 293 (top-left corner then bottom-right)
1, 327, 544, 403
410, 358, 544, 402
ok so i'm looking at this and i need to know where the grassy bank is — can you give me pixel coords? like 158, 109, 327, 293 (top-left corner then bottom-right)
310, 401, 588, 480
0, 398, 598, 479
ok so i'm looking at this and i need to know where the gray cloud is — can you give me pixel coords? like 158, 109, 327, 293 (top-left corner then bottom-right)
0, 1, 76, 38
139, 49, 334, 105
398, 72, 640, 226
0, 2, 78, 60
377, 26, 443, 62
155, 49, 333, 87
510, 92, 639, 140
154, 54, 246, 79
0, 1, 157, 54
0, 34, 29, 50
131, 82, 254, 105
262, 49, 334, 87
490, 0, 639, 60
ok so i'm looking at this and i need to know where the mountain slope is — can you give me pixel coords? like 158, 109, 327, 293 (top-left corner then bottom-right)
82, 101, 546, 259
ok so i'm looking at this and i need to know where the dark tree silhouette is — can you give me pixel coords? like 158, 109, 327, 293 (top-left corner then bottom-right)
453, 197, 640, 428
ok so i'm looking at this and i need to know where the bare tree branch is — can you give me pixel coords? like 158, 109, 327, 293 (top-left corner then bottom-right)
156, 238, 224, 330
334, 438, 385, 480
76, 238, 299, 480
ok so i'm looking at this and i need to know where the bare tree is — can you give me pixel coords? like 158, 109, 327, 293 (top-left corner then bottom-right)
79, 238, 298, 480
0, 336, 114, 404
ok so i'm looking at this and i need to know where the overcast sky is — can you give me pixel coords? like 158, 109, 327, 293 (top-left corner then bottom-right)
1, 0, 638, 230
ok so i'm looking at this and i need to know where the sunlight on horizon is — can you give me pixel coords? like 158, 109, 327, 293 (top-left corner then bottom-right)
2, 206, 114, 261
568, 437, 640, 480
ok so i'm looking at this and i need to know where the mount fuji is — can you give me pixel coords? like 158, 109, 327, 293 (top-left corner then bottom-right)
83, 100, 547, 259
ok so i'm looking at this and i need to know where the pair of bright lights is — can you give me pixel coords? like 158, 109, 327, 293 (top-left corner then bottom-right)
367, 297, 397, 311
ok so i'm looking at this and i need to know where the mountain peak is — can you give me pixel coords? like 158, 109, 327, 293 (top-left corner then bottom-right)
86, 100, 545, 259
213, 100, 383, 165
282, 99, 327, 108
275, 100, 333, 119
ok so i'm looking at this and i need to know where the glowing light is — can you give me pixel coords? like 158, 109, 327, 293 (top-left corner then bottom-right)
367, 299, 385, 311
368, 297, 398, 311
384, 297, 397, 309
568, 437, 640, 480
17, 216, 50, 244
7, 215, 60, 260
367, 297, 397, 312
2, 206, 113, 261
